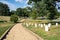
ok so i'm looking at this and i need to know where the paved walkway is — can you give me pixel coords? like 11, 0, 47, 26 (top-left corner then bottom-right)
3, 23, 42, 40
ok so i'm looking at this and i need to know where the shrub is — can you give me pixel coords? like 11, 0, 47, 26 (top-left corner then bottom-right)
10, 15, 18, 23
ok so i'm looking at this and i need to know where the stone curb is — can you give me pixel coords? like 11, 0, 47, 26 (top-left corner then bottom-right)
0, 24, 15, 40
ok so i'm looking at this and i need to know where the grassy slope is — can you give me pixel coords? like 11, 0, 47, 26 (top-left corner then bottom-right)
0, 16, 10, 22
0, 16, 16, 38
26, 25, 60, 40
0, 26, 10, 37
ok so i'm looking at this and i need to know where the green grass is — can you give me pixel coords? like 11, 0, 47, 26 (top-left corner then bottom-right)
0, 26, 9, 37
24, 19, 50, 24
23, 19, 60, 40
24, 25, 60, 40
0, 22, 15, 37
0, 16, 15, 38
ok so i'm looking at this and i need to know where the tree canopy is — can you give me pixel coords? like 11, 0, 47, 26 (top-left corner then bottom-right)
0, 1, 59, 20
28, 0, 58, 20
0, 2, 10, 16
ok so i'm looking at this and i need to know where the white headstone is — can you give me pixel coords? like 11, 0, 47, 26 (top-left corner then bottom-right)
44, 24, 46, 27
39, 24, 40, 26
26, 23, 29, 27
40, 24, 43, 28
48, 23, 51, 27
56, 23, 58, 26
45, 25, 49, 31
35, 23, 37, 27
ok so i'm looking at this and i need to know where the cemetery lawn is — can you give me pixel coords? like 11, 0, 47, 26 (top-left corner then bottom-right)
24, 19, 50, 23
23, 19, 60, 40
0, 22, 15, 37
25, 25, 60, 40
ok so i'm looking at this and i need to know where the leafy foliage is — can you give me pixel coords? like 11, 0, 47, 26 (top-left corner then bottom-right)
0, 2, 10, 16
16, 8, 29, 17
28, 0, 58, 20
29, 10, 37, 19
10, 15, 18, 23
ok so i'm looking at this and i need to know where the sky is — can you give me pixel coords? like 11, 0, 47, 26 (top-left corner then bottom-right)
0, 0, 60, 12
56, 1, 60, 12
0, 0, 31, 10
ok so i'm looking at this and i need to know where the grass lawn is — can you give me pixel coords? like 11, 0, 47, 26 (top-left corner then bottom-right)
0, 22, 15, 37
24, 19, 50, 23
23, 19, 60, 40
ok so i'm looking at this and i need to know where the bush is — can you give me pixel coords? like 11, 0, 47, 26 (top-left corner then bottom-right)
10, 15, 18, 23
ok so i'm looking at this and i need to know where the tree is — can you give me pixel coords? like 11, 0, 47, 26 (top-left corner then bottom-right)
28, 0, 58, 20
16, 8, 23, 17
28, 0, 48, 17
45, 0, 58, 20
0, 2, 10, 16
29, 10, 37, 19
10, 10, 16, 15
33, 1, 47, 17
16, 7, 30, 17
22, 8, 29, 17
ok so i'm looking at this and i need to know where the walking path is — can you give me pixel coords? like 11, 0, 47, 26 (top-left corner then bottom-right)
3, 19, 43, 40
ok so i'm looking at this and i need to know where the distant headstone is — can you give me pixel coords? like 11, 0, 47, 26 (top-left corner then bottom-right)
26, 23, 29, 27
45, 25, 49, 31
35, 23, 37, 27
39, 24, 40, 26
44, 23, 46, 27
56, 23, 58, 26
48, 23, 51, 27
40, 24, 43, 28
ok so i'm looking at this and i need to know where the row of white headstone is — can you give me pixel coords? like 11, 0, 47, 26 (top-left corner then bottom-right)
23, 23, 58, 32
